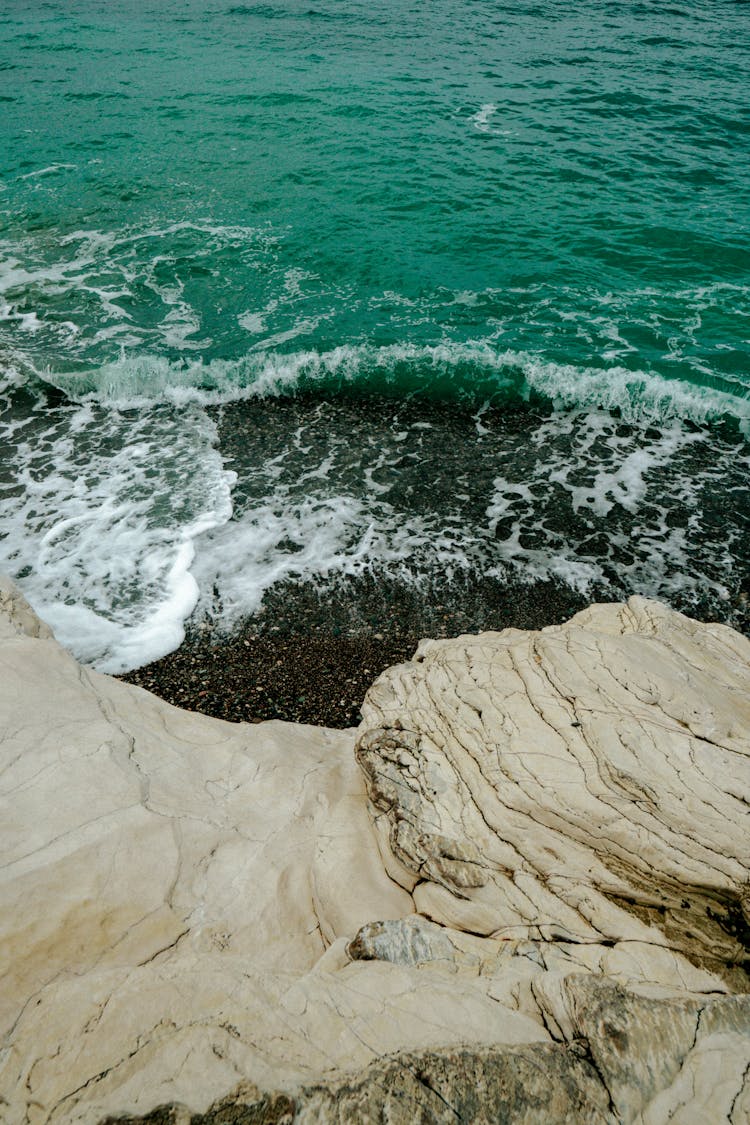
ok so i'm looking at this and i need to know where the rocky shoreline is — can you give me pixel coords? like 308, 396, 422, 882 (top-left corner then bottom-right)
2, 576, 749, 1123
117, 573, 592, 728
119, 628, 421, 729
117, 571, 748, 731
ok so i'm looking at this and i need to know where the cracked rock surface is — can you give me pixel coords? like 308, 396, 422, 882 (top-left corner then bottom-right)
1, 577, 749, 1123
357, 598, 750, 985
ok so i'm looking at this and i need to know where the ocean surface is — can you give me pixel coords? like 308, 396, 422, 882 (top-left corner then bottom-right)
1, 0, 749, 672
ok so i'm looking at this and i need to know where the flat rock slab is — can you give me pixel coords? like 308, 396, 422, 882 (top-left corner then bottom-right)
1, 577, 749, 1123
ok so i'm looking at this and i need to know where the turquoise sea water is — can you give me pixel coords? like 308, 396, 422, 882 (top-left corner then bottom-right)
1, 0, 749, 669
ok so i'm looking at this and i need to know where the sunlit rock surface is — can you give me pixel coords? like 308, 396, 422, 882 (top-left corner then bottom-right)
1, 577, 748, 1123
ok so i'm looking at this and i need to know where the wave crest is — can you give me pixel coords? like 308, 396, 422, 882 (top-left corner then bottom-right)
27, 341, 750, 431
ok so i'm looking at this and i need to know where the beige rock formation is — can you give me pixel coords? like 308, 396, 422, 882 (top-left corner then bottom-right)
0, 576, 748, 1123
357, 599, 750, 984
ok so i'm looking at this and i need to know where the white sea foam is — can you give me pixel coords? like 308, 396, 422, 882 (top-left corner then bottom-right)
2, 275, 748, 671
470, 103, 513, 136
238, 310, 267, 333
472, 103, 497, 131
191, 490, 473, 629
0, 220, 278, 360
519, 354, 748, 428
19, 163, 77, 180
31, 340, 750, 431
2, 217, 747, 427
2, 356, 747, 671
486, 408, 748, 602
187, 400, 747, 650
0, 392, 234, 672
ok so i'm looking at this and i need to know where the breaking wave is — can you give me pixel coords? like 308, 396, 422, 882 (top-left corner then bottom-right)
12, 341, 750, 433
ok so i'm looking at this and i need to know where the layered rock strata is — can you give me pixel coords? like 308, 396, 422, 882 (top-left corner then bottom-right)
0, 577, 748, 1123
357, 599, 750, 985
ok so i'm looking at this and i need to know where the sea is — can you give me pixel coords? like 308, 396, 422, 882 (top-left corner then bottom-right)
1, 0, 748, 673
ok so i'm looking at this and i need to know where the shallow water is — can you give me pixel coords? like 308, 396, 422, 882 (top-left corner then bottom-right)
1, 0, 749, 669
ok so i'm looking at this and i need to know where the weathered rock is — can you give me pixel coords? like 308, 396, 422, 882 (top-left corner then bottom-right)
0, 573, 54, 641
357, 597, 750, 986
1, 583, 749, 1123
97, 978, 750, 1124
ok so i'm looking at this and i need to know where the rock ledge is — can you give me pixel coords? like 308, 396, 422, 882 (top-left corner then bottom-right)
1, 578, 748, 1123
